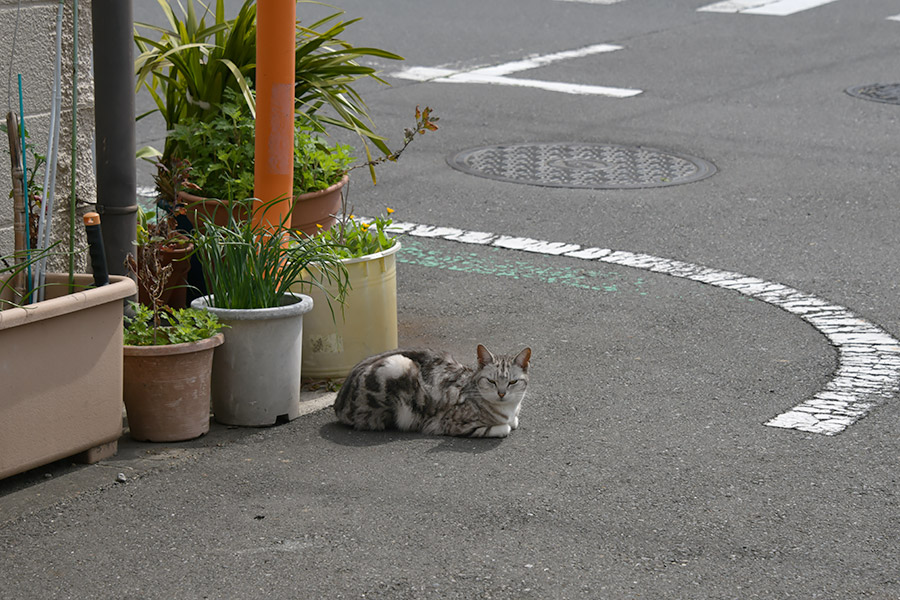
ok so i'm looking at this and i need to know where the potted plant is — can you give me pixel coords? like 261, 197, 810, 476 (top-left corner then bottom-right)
134, 0, 400, 170
291, 106, 439, 379
122, 225, 226, 442
122, 301, 225, 442
294, 209, 402, 379
167, 96, 356, 235
189, 198, 349, 427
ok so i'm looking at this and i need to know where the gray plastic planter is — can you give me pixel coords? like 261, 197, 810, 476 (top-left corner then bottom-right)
191, 292, 313, 427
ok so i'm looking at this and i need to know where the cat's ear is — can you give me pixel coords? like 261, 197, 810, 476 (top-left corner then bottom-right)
477, 344, 494, 367
515, 347, 532, 370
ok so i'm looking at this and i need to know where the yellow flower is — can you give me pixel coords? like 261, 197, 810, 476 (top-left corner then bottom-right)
386, 207, 395, 214
361, 223, 369, 231
316, 223, 323, 229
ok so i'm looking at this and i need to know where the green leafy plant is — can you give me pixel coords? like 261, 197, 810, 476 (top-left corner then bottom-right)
124, 301, 225, 346
168, 94, 354, 199
135, 0, 401, 165
294, 126, 355, 194
167, 91, 257, 201
315, 208, 397, 259
190, 197, 349, 310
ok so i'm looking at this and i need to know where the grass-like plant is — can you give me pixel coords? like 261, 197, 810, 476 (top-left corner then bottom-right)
0, 243, 69, 308
190, 197, 349, 310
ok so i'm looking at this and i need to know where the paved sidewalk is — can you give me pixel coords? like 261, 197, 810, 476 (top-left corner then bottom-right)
0, 391, 336, 525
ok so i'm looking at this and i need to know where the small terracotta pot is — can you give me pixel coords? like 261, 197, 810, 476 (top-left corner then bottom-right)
177, 192, 247, 228
123, 333, 225, 442
291, 175, 347, 236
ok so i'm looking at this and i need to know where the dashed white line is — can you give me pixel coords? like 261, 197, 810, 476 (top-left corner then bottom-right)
698, 0, 840, 16
554, 0, 627, 4
392, 44, 642, 98
385, 220, 900, 436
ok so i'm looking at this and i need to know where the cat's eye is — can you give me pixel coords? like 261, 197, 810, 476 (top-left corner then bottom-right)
486, 378, 496, 385
509, 379, 518, 385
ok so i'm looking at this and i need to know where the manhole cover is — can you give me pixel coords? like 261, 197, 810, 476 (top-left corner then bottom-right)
447, 143, 716, 189
845, 83, 900, 105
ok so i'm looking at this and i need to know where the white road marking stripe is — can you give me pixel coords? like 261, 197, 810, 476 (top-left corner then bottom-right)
386, 219, 900, 436
698, 0, 771, 13
888, 13, 900, 22
698, 0, 840, 15
392, 44, 642, 98
554, 0, 627, 4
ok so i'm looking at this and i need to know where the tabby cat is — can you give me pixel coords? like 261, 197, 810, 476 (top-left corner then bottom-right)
334, 345, 532, 437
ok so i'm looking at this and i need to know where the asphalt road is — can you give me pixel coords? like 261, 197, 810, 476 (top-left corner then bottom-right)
3, 0, 900, 598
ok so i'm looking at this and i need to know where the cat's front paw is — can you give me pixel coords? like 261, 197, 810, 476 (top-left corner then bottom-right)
485, 424, 511, 438
510, 416, 519, 430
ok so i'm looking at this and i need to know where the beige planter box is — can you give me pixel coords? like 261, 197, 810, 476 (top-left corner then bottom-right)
0, 273, 136, 480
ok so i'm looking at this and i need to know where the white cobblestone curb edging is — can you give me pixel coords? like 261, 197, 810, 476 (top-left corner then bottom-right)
385, 220, 900, 436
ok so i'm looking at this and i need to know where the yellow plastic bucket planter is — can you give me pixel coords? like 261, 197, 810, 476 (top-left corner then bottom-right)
296, 241, 400, 379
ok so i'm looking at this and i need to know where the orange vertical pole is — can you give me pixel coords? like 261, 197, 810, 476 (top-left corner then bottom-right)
254, 0, 296, 229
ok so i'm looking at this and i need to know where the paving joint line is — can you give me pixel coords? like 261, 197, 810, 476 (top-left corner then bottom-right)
383, 219, 900, 436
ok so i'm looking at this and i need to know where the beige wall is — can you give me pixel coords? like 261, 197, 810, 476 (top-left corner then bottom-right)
0, 0, 95, 271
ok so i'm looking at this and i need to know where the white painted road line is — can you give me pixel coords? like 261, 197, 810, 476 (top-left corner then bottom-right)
698, 0, 840, 16
392, 44, 642, 98
555, 0, 627, 4
385, 220, 900, 436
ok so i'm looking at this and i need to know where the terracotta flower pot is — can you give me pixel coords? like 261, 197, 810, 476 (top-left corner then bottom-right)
123, 333, 225, 442
177, 175, 346, 236
291, 174, 347, 236
177, 191, 247, 228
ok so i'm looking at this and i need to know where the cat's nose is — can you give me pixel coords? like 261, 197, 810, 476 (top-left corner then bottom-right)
497, 391, 505, 398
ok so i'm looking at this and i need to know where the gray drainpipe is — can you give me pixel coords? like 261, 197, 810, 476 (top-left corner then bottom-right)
92, 0, 136, 276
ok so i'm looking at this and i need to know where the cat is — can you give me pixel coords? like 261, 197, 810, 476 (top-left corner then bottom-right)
333, 345, 532, 438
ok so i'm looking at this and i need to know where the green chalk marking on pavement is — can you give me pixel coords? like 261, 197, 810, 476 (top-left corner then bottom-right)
398, 239, 649, 295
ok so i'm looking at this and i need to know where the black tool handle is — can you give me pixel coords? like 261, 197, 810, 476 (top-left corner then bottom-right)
83, 212, 109, 287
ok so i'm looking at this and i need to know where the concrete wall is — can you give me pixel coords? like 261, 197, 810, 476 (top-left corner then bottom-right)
0, 0, 95, 271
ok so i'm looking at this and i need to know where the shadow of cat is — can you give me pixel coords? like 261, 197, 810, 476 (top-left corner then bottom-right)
319, 422, 505, 454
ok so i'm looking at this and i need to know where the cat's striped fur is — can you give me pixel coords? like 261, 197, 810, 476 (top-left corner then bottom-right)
334, 345, 532, 437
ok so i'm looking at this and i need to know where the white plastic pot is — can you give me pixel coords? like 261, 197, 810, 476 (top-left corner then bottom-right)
191, 292, 313, 426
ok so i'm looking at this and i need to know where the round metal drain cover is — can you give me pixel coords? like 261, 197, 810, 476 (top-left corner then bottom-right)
447, 143, 716, 189
845, 83, 900, 105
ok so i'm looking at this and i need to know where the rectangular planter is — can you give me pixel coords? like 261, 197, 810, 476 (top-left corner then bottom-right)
0, 273, 136, 480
